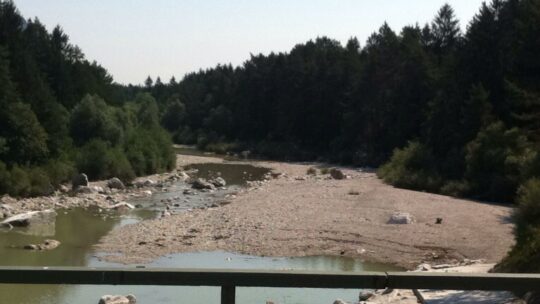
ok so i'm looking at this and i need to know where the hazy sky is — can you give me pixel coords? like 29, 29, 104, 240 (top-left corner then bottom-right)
14, 0, 485, 85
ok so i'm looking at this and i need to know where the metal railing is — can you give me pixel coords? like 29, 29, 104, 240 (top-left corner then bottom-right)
0, 266, 539, 304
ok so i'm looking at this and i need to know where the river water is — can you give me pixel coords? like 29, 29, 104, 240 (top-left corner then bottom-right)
0, 154, 401, 304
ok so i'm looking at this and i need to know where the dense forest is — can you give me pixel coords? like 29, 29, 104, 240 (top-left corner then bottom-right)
0, 1, 175, 197
1, 0, 539, 272
142, 1, 539, 203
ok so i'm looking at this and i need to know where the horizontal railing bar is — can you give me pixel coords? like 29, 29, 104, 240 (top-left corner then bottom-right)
386, 271, 540, 292
0, 267, 386, 289
0, 267, 539, 291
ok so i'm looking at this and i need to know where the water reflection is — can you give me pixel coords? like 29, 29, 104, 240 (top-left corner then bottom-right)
0, 158, 401, 304
0, 208, 154, 304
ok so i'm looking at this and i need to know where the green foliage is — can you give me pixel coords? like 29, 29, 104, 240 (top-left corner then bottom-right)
8, 165, 30, 197
76, 139, 113, 180
514, 179, 540, 244
26, 167, 53, 197
0, 161, 10, 194
378, 141, 442, 192
497, 179, 540, 272
70, 94, 123, 145
0, 2, 175, 198
161, 97, 186, 132
75, 139, 136, 182
43, 158, 75, 187
173, 126, 197, 144
0, 102, 49, 164
204, 142, 238, 155
135, 93, 160, 128
125, 127, 174, 176
440, 180, 471, 197
464, 122, 533, 201
107, 147, 136, 182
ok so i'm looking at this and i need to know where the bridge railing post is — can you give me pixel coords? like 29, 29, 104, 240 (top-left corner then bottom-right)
221, 285, 236, 304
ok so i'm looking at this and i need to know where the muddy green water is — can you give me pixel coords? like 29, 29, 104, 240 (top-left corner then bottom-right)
0, 161, 401, 304
185, 163, 271, 186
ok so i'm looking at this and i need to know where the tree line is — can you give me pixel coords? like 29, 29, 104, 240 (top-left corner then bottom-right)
0, 1, 174, 197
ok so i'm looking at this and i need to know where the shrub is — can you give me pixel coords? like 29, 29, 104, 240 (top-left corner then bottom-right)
440, 180, 471, 197
8, 165, 30, 197
76, 139, 111, 180
464, 122, 532, 202
307, 167, 317, 175
27, 167, 53, 196
0, 161, 10, 194
125, 127, 175, 176
378, 141, 442, 192
513, 179, 540, 244
174, 126, 197, 144
76, 139, 138, 182
205, 142, 238, 155
496, 179, 540, 272
108, 147, 135, 182
44, 158, 75, 187
70, 95, 123, 146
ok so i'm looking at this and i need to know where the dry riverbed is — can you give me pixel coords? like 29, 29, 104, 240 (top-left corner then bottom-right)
96, 154, 515, 270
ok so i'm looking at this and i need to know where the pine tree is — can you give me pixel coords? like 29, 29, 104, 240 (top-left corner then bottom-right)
431, 4, 461, 53
144, 75, 153, 88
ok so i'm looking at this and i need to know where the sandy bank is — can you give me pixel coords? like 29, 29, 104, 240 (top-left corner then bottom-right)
96, 154, 515, 270
361, 263, 521, 303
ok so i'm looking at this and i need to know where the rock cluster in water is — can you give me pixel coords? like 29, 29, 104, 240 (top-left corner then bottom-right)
98, 294, 136, 304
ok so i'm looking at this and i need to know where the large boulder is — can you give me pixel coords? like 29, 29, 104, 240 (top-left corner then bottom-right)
1, 210, 57, 228
72, 173, 89, 190
143, 179, 156, 187
75, 186, 96, 194
0, 195, 16, 205
388, 212, 414, 224
241, 150, 251, 159
107, 177, 125, 190
190, 178, 215, 190
0, 203, 13, 219
329, 168, 345, 180
359, 291, 374, 301
98, 294, 136, 304
108, 202, 135, 211
24, 239, 61, 251
525, 292, 540, 304
210, 177, 227, 187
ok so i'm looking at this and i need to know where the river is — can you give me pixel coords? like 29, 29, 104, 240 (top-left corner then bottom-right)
0, 150, 401, 304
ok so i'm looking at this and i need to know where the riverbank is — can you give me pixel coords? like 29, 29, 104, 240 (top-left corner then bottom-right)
360, 262, 522, 303
96, 154, 515, 270
0, 170, 185, 223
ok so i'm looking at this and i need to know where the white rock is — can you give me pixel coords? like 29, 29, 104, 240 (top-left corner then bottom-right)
72, 173, 89, 189
107, 178, 125, 190
108, 202, 135, 210
143, 179, 156, 186
388, 212, 414, 224
76, 186, 95, 194
98, 294, 136, 304
1, 210, 57, 227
